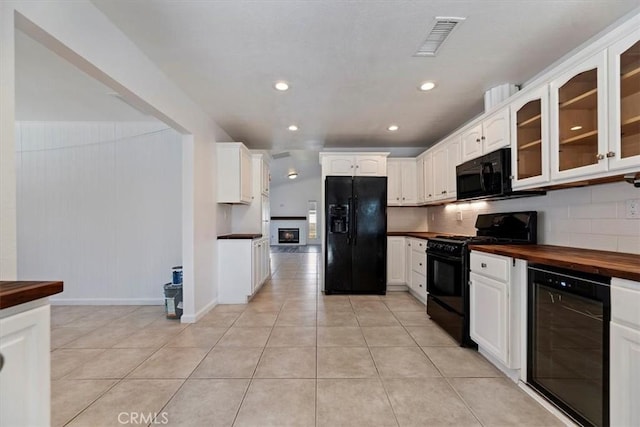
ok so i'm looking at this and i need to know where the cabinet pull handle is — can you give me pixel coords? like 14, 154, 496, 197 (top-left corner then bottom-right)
596, 154, 605, 161
0, 353, 3, 372
481, 263, 487, 268
606, 151, 615, 158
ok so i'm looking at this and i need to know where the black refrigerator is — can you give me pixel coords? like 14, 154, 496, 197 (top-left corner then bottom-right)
324, 176, 387, 294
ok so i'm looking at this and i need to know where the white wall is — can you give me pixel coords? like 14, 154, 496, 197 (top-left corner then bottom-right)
16, 122, 182, 303
428, 181, 640, 254
1, 1, 233, 321
387, 207, 429, 232
270, 176, 322, 244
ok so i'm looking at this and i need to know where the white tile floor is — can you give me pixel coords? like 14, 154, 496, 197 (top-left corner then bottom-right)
50, 249, 564, 426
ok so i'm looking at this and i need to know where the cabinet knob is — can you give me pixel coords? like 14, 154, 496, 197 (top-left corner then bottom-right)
606, 151, 615, 158
596, 154, 605, 161
476, 138, 481, 143
350, 165, 354, 168
419, 263, 422, 266
443, 190, 447, 194
481, 263, 487, 268
397, 197, 400, 200
419, 284, 423, 287
481, 136, 486, 141
402, 197, 405, 200
356, 165, 360, 168
428, 194, 432, 197
408, 243, 411, 247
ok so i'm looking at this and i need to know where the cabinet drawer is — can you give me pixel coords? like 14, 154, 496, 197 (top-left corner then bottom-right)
470, 252, 509, 282
411, 250, 426, 275
411, 271, 427, 292
612, 278, 640, 329
407, 238, 426, 251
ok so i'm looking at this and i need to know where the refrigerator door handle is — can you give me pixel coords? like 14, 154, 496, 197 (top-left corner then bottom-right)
353, 195, 358, 246
347, 197, 352, 244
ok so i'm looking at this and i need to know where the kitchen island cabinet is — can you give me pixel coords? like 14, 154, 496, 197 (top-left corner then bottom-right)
0, 281, 63, 427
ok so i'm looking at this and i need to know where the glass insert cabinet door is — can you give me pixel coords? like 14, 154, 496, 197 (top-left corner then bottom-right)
609, 30, 640, 170
550, 52, 608, 180
510, 86, 549, 188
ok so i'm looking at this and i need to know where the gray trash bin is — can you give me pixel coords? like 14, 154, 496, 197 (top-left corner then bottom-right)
164, 282, 183, 319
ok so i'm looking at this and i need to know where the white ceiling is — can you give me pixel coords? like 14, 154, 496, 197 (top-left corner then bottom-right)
89, 0, 639, 151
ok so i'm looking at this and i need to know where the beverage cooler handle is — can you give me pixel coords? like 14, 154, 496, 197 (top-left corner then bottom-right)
353, 196, 358, 246
347, 198, 352, 244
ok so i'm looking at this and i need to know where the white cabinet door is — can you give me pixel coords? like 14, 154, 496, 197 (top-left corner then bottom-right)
252, 241, 260, 293
355, 155, 387, 176
401, 161, 418, 205
405, 239, 414, 288
461, 124, 483, 162
445, 137, 461, 199
416, 157, 425, 204
510, 86, 551, 189
324, 156, 355, 176
608, 29, 640, 172
217, 143, 253, 204
483, 108, 510, 153
386, 160, 402, 206
550, 51, 608, 181
422, 152, 435, 202
261, 159, 270, 196
469, 272, 509, 365
240, 148, 253, 203
0, 304, 50, 427
410, 270, 427, 295
387, 237, 406, 284
610, 322, 640, 427
432, 147, 447, 200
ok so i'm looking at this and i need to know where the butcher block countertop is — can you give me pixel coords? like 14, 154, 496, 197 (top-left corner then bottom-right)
469, 244, 640, 282
387, 231, 458, 240
217, 234, 263, 239
0, 281, 63, 309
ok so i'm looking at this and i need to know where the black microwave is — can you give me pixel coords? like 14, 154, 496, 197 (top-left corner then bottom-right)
456, 148, 545, 201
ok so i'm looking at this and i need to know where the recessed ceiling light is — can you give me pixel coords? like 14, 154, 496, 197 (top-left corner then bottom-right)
274, 81, 289, 91
387, 125, 399, 132
288, 172, 298, 179
419, 81, 436, 91
570, 125, 583, 131
288, 125, 298, 131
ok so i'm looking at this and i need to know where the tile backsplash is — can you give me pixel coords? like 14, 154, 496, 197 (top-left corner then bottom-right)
427, 181, 640, 254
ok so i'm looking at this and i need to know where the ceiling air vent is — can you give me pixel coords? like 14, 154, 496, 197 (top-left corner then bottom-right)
414, 17, 466, 57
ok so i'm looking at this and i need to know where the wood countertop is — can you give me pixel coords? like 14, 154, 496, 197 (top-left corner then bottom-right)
217, 234, 263, 240
387, 231, 461, 240
469, 244, 640, 282
0, 281, 64, 309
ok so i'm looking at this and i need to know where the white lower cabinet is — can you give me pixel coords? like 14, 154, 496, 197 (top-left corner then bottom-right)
387, 237, 406, 284
219, 238, 270, 303
0, 302, 51, 427
610, 278, 640, 426
469, 251, 523, 369
469, 272, 508, 363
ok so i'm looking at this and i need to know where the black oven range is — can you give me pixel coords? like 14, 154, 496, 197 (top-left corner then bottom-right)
426, 211, 538, 347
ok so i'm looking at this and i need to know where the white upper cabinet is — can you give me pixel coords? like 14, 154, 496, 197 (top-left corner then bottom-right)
320, 153, 388, 177
421, 152, 435, 203
461, 108, 510, 162
217, 142, 253, 204
387, 159, 417, 206
510, 86, 550, 189
260, 158, 270, 196
608, 28, 640, 172
461, 124, 483, 162
550, 51, 608, 181
432, 136, 461, 201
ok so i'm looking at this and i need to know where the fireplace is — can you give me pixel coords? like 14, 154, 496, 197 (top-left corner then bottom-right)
278, 228, 300, 244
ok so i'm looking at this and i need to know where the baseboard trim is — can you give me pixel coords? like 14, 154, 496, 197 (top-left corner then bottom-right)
49, 298, 164, 305
181, 297, 217, 324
